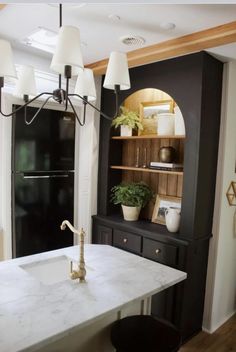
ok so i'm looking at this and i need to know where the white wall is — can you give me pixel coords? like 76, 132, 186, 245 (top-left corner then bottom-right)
203, 61, 236, 332
13, 47, 53, 74
0, 94, 13, 259
75, 76, 101, 243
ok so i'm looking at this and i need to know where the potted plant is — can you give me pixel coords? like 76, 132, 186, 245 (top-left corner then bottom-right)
111, 182, 153, 221
111, 106, 143, 136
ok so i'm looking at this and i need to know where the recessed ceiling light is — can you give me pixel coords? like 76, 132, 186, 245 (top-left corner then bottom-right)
120, 35, 146, 47
21, 27, 57, 54
108, 14, 121, 21
159, 22, 176, 30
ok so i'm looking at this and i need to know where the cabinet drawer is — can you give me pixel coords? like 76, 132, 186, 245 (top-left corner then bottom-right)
143, 238, 178, 267
113, 230, 141, 254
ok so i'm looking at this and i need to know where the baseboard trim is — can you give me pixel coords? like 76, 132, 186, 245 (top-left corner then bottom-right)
202, 310, 236, 334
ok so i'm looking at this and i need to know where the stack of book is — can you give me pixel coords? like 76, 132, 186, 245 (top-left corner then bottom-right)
149, 162, 183, 171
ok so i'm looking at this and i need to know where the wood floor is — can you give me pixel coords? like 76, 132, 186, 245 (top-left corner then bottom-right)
180, 314, 236, 352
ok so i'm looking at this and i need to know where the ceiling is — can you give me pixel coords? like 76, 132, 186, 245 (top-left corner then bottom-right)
1, 3, 236, 66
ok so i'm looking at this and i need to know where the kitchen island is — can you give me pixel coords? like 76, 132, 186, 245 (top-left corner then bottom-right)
0, 245, 186, 352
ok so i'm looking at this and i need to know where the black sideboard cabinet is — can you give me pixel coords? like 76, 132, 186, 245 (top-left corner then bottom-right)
92, 52, 223, 341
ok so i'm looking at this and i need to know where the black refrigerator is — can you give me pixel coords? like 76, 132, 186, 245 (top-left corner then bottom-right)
12, 106, 75, 258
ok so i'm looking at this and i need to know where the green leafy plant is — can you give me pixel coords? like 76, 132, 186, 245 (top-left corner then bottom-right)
111, 107, 143, 130
111, 182, 153, 208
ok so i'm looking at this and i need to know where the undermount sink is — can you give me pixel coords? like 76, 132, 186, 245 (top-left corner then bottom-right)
20, 255, 72, 285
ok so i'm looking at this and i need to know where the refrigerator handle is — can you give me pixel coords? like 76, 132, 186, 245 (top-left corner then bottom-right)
21, 174, 70, 179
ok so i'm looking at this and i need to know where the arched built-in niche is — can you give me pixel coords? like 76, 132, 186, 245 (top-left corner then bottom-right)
112, 88, 185, 220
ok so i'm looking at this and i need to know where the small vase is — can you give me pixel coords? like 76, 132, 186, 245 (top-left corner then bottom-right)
165, 208, 181, 232
120, 125, 132, 137
121, 205, 141, 221
159, 146, 176, 163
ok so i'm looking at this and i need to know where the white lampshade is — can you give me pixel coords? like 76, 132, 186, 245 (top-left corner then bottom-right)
103, 51, 130, 90
50, 25, 84, 76
15, 65, 37, 96
74, 68, 96, 102
0, 39, 17, 78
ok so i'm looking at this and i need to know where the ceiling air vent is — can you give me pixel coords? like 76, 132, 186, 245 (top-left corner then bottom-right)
120, 35, 146, 47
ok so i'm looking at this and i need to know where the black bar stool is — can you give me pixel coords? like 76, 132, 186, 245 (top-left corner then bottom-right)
111, 315, 181, 352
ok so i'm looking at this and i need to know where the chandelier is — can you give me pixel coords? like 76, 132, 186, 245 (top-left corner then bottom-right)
0, 4, 130, 125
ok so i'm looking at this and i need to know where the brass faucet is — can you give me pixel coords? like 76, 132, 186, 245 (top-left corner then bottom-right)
60, 220, 86, 283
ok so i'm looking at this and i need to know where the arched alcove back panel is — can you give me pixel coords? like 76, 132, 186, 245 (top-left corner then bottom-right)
119, 88, 185, 219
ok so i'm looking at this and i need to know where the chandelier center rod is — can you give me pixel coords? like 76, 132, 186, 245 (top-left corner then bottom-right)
58, 3, 62, 90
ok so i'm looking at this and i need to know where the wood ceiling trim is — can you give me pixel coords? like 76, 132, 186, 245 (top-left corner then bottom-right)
86, 21, 236, 75
0, 4, 6, 10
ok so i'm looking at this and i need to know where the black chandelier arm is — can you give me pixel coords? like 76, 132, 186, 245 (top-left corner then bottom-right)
24, 95, 54, 125
69, 93, 114, 121
67, 96, 86, 126
0, 91, 52, 118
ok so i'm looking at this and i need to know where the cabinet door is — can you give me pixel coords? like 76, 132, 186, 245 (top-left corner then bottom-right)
151, 286, 176, 323
142, 237, 178, 323
93, 224, 113, 245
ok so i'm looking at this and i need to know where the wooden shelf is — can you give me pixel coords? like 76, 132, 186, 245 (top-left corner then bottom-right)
110, 165, 184, 176
111, 134, 186, 140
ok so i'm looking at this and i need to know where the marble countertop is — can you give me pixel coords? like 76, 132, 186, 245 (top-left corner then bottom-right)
0, 245, 186, 352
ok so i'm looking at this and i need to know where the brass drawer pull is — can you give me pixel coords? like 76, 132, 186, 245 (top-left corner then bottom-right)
123, 238, 128, 243
155, 248, 161, 254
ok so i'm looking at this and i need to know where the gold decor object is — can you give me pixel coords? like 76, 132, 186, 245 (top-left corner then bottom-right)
60, 220, 86, 282
139, 99, 174, 136
159, 146, 176, 163
226, 181, 236, 206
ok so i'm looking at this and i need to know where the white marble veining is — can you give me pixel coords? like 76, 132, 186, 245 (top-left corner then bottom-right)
0, 245, 186, 352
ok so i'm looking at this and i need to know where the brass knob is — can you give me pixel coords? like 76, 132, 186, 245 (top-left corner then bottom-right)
123, 238, 128, 243
155, 249, 161, 254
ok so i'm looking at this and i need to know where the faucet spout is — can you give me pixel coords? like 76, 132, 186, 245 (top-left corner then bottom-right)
60, 220, 86, 283
60, 220, 80, 235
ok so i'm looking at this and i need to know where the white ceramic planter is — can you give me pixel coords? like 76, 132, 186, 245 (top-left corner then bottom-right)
165, 208, 181, 232
120, 125, 132, 137
121, 205, 141, 221
157, 113, 175, 135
